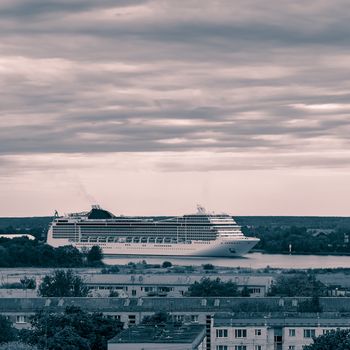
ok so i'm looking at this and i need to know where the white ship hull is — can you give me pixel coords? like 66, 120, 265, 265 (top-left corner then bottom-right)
47, 236, 259, 257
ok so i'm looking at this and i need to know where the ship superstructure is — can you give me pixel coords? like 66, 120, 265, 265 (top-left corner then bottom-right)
47, 205, 259, 257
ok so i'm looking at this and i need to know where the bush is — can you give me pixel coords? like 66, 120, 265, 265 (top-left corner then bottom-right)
202, 264, 214, 270
162, 261, 172, 268
0, 315, 16, 344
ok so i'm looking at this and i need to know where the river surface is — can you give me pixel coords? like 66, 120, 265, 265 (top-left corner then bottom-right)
104, 253, 350, 269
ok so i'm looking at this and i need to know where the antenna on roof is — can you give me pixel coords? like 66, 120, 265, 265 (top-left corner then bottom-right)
54, 210, 59, 217
92, 204, 101, 209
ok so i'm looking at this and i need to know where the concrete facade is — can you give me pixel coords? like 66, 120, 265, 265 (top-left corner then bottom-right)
85, 274, 273, 298
212, 312, 350, 350
3, 297, 350, 349
108, 324, 206, 350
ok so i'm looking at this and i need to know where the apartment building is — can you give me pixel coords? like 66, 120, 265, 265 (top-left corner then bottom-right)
3, 297, 350, 349
212, 312, 350, 350
85, 274, 274, 298
108, 324, 206, 350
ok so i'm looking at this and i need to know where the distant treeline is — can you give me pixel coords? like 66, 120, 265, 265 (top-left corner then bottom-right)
0, 217, 53, 240
243, 226, 350, 254
0, 237, 102, 267
235, 216, 350, 229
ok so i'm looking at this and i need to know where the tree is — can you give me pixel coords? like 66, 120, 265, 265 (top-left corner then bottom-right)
303, 329, 350, 350
298, 295, 323, 313
142, 312, 170, 326
0, 315, 16, 344
0, 342, 38, 350
202, 263, 214, 271
241, 285, 250, 297
44, 327, 90, 350
20, 277, 36, 290
27, 306, 123, 350
87, 246, 103, 266
187, 278, 239, 297
38, 270, 88, 297
269, 274, 326, 297
162, 261, 172, 268
109, 290, 119, 297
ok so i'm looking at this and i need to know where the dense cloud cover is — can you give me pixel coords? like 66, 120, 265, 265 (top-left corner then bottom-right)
1, 1, 349, 215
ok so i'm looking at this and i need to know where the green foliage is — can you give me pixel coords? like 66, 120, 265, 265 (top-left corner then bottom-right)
162, 261, 172, 268
187, 277, 239, 297
87, 246, 103, 266
303, 329, 350, 350
27, 306, 123, 350
20, 277, 36, 289
243, 225, 350, 254
0, 315, 16, 344
109, 290, 119, 297
241, 285, 250, 297
38, 270, 88, 297
298, 295, 323, 313
202, 263, 215, 270
0, 238, 84, 267
101, 266, 120, 274
142, 312, 170, 326
270, 274, 326, 297
0, 342, 38, 350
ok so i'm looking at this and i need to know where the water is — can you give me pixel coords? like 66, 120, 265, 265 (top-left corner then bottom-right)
104, 253, 350, 269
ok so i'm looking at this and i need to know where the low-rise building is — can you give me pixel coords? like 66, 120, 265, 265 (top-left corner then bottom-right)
212, 312, 350, 350
3, 297, 350, 349
108, 324, 206, 350
85, 274, 273, 298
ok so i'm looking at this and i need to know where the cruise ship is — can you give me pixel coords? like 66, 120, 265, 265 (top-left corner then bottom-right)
47, 205, 259, 257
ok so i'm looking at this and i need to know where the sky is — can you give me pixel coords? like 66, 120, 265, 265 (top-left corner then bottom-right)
1, 0, 350, 217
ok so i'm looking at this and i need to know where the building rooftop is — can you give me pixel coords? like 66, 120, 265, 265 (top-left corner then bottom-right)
213, 312, 350, 327
85, 274, 273, 287
109, 324, 205, 344
2, 297, 350, 314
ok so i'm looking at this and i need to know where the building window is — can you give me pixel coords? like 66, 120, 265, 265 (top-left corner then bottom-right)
131, 290, 136, 296
16, 315, 26, 323
323, 329, 331, 335
173, 315, 184, 322
235, 346, 247, 350
235, 329, 247, 338
289, 329, 296, 337
216, 346, 228, 350
128, 315, 136, 325
304, 329, 316, 338
288, 346, 295, 350
255, 346, 262, 350
255, 329, 262, 336
216, 329, 228, 338
191, 315, 199, 323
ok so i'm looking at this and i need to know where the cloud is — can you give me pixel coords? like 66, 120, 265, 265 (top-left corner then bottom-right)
0, 0, 350, 174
